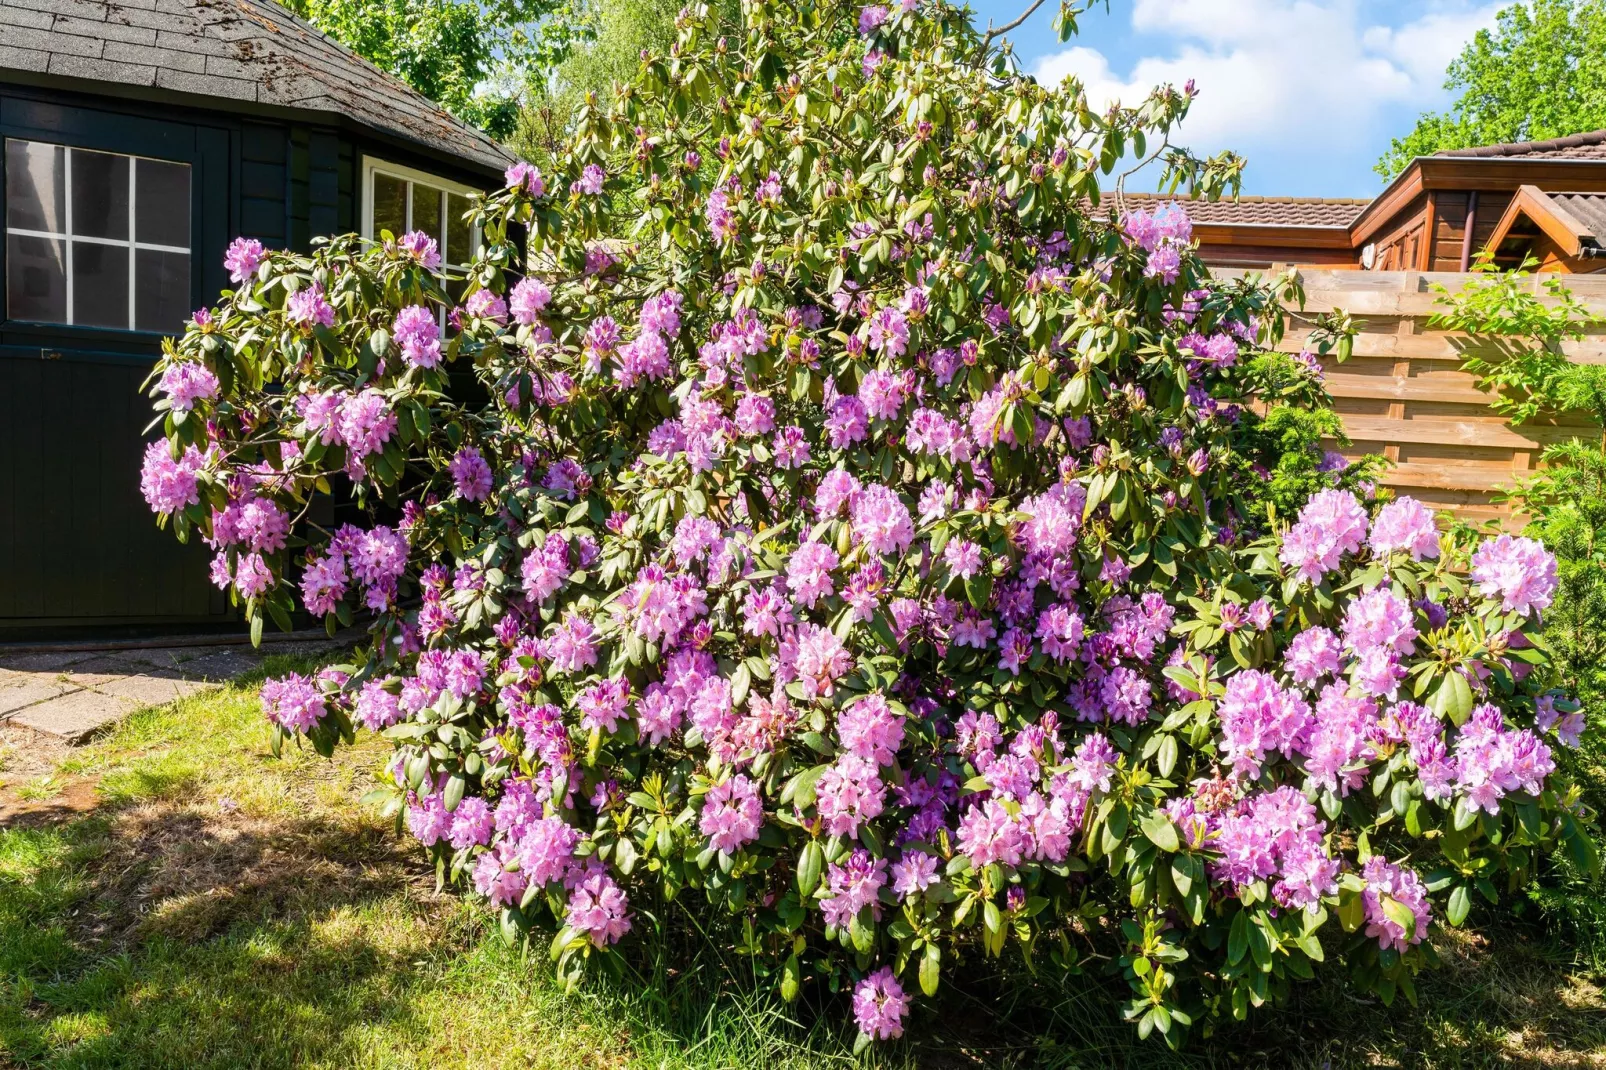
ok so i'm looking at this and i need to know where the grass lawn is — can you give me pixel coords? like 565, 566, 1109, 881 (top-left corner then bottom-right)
0, 652, 1602, 1069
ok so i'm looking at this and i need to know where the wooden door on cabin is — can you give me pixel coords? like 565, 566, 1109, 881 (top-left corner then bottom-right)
0, 352, 222, 628
0, 93, 232, 632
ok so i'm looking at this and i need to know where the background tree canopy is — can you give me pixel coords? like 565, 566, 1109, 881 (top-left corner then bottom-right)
280, 0, 579, 138
1377, 0, 1606, 179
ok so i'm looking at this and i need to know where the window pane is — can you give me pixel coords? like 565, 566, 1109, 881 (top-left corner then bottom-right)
372, 172, 406, 238
71, 149, 129, 240
446, 192, 473, 266
136, 158, 191, 247
412, 183, 443, 246
71, 241, 129, 328
135, 249, 190, 332
6, 140, 65, 233
6, 234, 66, 323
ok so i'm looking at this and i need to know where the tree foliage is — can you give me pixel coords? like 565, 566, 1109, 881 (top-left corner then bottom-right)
280, 0, 569, 138
1433, 259, 1606, 801
1377, 0, 1606, 179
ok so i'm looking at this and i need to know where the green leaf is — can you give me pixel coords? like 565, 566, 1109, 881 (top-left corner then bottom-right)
1381, 895, 1417, 945
780, 952, 801, 1001
1447, 884, 1471, 927
920, 942, 941, 997
1429, 671, 1474, 726
1141, 809, 1180, 853
796, 840, 824, 896
1227, 909, 1250, 965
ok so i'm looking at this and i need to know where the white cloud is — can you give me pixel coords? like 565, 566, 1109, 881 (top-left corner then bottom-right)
1030, 1, 1500, 165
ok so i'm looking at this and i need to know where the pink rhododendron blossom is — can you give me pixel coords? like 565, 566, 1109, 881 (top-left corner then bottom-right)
397, 230, 442, 269
1361, 856, 1431, 953
853, 967, 908, 1040
139, 441, 204, 516
224, 236, 266, 283
287, 284, 335, 328
1369, 496, 1441, 560
567, 870, 631, 947
1279, 489, 1368, 583
1471, 534, 1558, 616
700, 774, 763, 855
261, 673, 324, 732
158, 362, 220, 411
509, 278, 552, 324
1218, 670, 1312, 777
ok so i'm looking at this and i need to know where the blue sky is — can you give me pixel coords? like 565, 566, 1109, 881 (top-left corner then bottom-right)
968, 0, 1506, 198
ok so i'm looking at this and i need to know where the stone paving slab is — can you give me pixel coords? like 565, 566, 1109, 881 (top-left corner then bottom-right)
8, 688, 142, 743
92, 674, 213, 708
0, 632, 358, 743
0, 675, 83, 717
0, 651, 100, 674
0, 644, 266, 743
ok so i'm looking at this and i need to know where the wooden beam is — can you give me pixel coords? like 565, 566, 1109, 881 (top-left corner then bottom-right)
1485, 184, 1597, 259
1459, 189, 1478, 271
1418, 200, 1436, 271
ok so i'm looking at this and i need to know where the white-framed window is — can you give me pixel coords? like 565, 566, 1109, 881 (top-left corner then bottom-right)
4, 138, 192, 332
361, 157, 480, 271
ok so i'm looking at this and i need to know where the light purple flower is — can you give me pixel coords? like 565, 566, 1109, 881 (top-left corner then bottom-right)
1471, 534, 1558, 616
1369, 497, 1441, 560
224, 237, 266, 284
853, 966, 908, 1041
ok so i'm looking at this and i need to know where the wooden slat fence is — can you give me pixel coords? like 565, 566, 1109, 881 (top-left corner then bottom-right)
1269, 269, 1606, 528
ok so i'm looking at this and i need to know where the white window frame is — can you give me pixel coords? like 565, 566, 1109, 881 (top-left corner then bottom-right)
4, 138, 192, 331
360, 157, 482, 270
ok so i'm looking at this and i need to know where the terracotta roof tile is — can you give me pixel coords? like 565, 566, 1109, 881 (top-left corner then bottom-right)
1435, 130, 1606, 161
1113, 193, 1367, 228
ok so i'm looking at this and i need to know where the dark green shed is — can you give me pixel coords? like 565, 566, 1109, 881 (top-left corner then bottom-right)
0, 0, 514, 637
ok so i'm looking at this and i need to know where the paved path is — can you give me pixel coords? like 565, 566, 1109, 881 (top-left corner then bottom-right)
0, 638, 344, 743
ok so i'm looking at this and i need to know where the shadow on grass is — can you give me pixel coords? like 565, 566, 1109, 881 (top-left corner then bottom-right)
0, 796, 451, 1070
3, 655, 1602, 1069
4, 792, 1603, 1069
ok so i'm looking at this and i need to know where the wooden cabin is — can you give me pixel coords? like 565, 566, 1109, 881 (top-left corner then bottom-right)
1133, 130, 1606, 274
0, 0, 514, 637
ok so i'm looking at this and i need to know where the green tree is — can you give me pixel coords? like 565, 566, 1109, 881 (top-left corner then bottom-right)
1377, 0, 1606, 179
280, 0, 571, 138
508, 0, 742, 166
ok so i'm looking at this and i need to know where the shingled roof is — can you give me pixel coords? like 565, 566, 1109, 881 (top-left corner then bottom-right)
0, 0, 514, 174
1115, 193, 1368, 229
1436, 130, 1606, 161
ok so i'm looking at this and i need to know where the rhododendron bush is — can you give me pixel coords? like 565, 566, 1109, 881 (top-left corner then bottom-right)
140, 0, 1597, 1049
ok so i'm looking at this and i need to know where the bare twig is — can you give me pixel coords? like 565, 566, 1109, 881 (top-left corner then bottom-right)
1112, 134, 1170, 217
982, 0, 1049, 49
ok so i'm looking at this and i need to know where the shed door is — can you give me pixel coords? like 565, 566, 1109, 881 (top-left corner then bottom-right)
0, 350, 222, 627
0, 94, 231, 633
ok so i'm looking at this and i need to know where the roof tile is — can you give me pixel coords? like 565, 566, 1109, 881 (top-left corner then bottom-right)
1546, 192, 1606, 242
47, 51, 152, 82
0, 43, 52, 71
1, 2, 50, 25
5, 21, 104, 57
52, 12, 159, 43
1, 0, 514, 174
1436, 130, 1606, 161
154, 65, 258, 100
1114, 193, 1366, 228
103, 38, 205, 72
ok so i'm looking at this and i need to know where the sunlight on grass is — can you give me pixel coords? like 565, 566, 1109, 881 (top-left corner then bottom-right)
17, 777, 60, 802
0, 657, 1599, 1068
